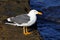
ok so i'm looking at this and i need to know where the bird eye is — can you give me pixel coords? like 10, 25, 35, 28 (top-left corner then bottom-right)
34, 11, 36, 12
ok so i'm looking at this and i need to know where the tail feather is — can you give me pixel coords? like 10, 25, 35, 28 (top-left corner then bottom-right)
5, 23, 17, 26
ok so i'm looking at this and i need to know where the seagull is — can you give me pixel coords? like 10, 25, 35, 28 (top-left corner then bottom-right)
4, 9, 42, 35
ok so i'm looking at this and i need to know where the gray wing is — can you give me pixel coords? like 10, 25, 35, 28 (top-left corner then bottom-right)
10, 14, 30, 24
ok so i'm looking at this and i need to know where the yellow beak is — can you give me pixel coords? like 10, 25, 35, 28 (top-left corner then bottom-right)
38, 12, 42, 15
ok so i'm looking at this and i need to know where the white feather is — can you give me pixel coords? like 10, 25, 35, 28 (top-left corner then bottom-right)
7, 18, 11, 22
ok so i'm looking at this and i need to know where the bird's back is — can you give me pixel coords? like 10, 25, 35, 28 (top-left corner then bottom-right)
10, 14, 30, 24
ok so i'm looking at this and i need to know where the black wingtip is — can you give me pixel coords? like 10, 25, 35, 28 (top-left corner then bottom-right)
3, 19, 8, 23
3, 19, 13, 23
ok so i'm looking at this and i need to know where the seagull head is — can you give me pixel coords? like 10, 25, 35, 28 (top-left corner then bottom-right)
28, 9, 42, 15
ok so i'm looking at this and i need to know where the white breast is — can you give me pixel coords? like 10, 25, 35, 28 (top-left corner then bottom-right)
26, 15, 37, 26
